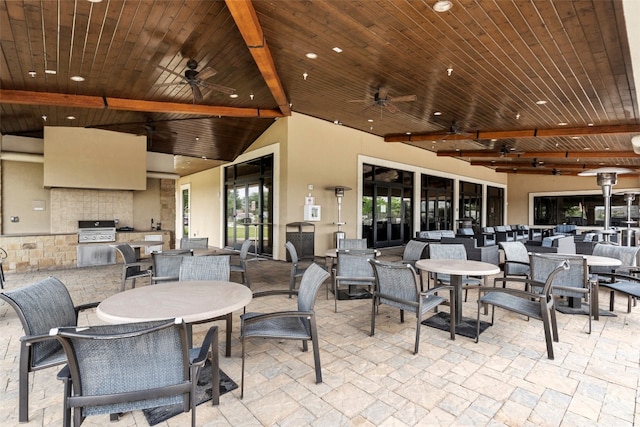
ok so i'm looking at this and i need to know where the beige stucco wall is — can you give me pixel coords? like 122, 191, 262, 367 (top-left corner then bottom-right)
180, 113, 508, 260
2, 161, 51, 234
507, 173, 640, 225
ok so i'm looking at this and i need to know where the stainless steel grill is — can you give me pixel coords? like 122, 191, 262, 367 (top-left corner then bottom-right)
78, 220, 117, 243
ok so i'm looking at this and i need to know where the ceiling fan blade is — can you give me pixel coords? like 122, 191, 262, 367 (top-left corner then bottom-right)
197, 66, 218, 81
191, 84, 204, 102
157, 65, 187, 81
385, 103, 399, 114
154, 81, 188, 88
347, 99, 369, 103
200, 81, 236, 95
389, 94, 417, 103
378, 86, 389, 99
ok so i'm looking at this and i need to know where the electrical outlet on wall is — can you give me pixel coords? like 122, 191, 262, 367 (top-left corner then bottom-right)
10, 216, 19, 222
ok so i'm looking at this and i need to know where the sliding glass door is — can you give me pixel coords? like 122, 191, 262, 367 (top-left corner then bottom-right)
225, 155, 273, 256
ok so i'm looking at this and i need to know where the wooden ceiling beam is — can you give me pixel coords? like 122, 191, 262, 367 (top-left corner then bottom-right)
0, 89, 283, 118
437, 150, 638, 159
494, 167, 640, 176
225, 0, 291, 116
471, 161, 593, 169
493, 168, 581, 176
385, 124, 640, 143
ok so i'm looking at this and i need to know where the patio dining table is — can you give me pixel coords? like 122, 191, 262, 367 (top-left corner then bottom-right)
97, 280, 252, 356
415, 259, 500, 327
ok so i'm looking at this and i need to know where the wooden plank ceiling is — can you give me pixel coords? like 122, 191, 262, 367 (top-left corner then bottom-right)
1, 0, 638, 176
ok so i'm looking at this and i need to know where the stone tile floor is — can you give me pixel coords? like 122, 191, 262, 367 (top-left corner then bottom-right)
1, 248, 639, 426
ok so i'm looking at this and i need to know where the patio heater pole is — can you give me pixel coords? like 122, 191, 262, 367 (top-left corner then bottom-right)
579, 168, 633, 243
624, 193, 634, 246
326, 186, 351, 248
620, 192, 639, 246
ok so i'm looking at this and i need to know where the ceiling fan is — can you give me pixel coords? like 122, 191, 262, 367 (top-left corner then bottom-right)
88, 118, 177, 148
156, 59, 236, 102
347, 86, 417, 114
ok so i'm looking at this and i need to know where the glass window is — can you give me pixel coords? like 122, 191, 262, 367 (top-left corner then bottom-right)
533, 194, 632, 226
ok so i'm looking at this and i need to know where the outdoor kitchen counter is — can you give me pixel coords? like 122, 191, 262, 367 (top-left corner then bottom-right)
0, 230, 172, 273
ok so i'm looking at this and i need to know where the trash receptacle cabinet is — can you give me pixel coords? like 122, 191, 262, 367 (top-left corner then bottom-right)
286, 222, 315, 261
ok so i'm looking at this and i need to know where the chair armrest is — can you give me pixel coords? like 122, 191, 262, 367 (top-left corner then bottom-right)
20, 332, 59, 345
74, 301, 100, 314
504, 260, 530, 267
252, 289, 299, 299
334, 276, 376, 283
243, 310, 314, 325
477, 285, 542, 301
552, 285, 590, 296
422, 284, 454, 296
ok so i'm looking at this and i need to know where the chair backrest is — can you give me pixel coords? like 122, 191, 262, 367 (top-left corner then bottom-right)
592, 243, 640, 272
335, 249, 376, 284
152, 252, 191, 282
338, 238, 368, 249
458, 228, 474, 236
402, 240, 428, 263
499, 241, 529, 263
239, 239, 253, 260
370, 260, 420, 313
530, 253, 588, 298
527, 255, 571, 300
0, 276, 77, 366
180, 237, 209, 249
51, 319, 191, 417
428, 243, 467, 260
297, 263, 330, 313
114, 244, 137, 264
179, 255, 230, 281
285, 241, 299, 264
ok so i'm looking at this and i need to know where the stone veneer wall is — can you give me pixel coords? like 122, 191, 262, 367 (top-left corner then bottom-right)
159, 179, 176, 248
50, 188, 133, 233
1, 234, 78, 272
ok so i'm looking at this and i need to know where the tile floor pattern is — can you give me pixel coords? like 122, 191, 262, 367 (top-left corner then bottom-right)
1, 249, 639, 426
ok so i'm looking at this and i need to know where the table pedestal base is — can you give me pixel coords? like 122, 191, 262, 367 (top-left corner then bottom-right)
422, 312, 491, 339
555, 301, 616, 317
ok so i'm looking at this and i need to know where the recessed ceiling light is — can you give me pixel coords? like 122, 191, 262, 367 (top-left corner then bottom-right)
367, 119, 373, 123
584, 147, 591, 150
558, 122, 568, 126
406, 132, 411, 135
229, 93, 238, 98
70, 75, 85, 82
571, 136, 581, 139
87, 0, 103, 3
433, 111, 442, 116
332, 47, 342, 53
490, 138, 497, 142
535, 100, 547, 105
432, 0, 453, 12
305, 52, 318, 59
45, 69, 56, 75
588, 123, 594, 126
66, 115, 76, 120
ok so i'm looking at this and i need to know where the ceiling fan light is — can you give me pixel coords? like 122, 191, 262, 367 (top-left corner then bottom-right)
433, 0, 453, 12
631, 135, 640, 154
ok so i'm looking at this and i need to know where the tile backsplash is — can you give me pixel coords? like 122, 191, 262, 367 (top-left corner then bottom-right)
50, 188, 133, 233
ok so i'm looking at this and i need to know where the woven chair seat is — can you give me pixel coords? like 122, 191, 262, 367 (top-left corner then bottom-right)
242, 312, 310, 339
480, 292, 542, 320
599, 279, 640, 298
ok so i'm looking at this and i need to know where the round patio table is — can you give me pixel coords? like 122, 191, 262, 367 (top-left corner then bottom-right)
415, 259, 500, 326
